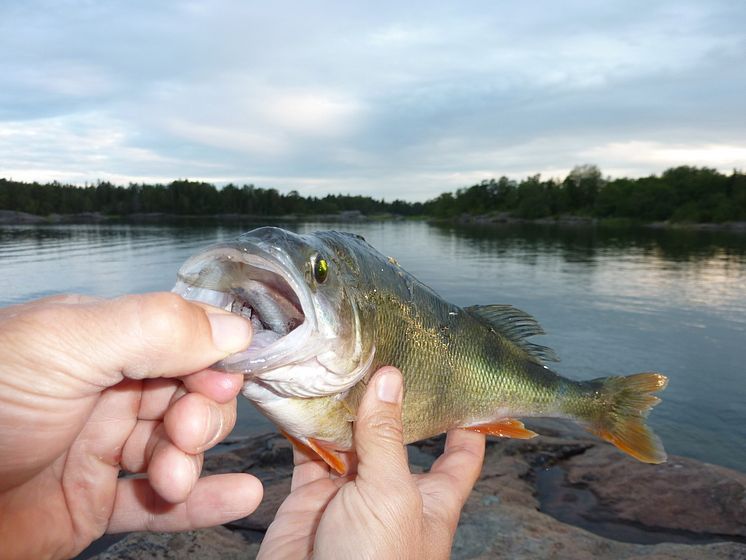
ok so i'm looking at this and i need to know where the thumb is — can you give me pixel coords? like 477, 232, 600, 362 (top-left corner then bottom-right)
7, 292, 252, 393
84, 292, 252, 383
353, 367, 411, 484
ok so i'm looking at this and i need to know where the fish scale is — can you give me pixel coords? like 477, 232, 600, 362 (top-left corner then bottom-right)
342, 244, 562, 440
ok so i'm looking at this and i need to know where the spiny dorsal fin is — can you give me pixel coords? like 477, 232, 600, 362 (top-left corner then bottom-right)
464, 304, 560, 364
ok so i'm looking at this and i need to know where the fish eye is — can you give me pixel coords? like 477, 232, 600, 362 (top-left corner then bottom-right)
312, 254, 329, 284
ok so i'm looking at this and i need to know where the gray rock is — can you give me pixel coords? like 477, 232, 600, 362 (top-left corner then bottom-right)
89, 431, 746, 560
453, 434, 746, 559
454, 495, 746, 559
0, 210, 46, 224
91, 527, 259, 560
565, 445, 746, 538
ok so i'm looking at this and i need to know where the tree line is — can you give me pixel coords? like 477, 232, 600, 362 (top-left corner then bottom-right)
422, 165, 746, 223
0, 179, 424, 217
1, 165, 745, 223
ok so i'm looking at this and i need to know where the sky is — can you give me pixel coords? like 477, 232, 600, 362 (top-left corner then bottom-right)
1, 1, 745, 201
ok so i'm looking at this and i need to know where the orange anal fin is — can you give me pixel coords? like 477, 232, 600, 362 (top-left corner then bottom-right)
462, 419, 538, 439
307, 437, 349, 475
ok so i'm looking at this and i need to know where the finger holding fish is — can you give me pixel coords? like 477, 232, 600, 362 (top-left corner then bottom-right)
111, 377, 238, 505
0, 292, 264, 558
181, 369, 246, 404
289, 444, 331, 491
414, 428, 486, 529
164, 391, 237, 455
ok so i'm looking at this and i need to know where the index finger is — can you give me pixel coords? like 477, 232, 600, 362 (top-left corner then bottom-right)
290, 442, 331, 491
181, 369, 245, 403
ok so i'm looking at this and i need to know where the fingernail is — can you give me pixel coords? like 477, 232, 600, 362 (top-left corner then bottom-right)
204, 403, 224, 448
376, 370, 402, 404
208, 313, 251, 353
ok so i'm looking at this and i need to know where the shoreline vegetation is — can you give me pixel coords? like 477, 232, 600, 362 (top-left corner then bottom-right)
2, 165, 746, 230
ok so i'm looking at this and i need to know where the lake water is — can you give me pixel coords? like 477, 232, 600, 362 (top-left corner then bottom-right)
2, 220, 745, 472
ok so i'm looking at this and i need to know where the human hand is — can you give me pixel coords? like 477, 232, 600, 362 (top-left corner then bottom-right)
258, 367, 486, 560
0, 293, 263, 559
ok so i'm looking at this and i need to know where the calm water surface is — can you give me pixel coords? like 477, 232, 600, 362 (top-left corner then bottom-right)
2, 221, 745, 472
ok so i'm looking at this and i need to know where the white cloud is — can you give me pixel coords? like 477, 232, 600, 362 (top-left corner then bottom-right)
163, 118, 289, 157
7, 61, 115, 99
582, 141, 746, 173
0, 112, 220, 183
265, 91, 363, 136
368, 23, 438, 48
0, 0, 745, 199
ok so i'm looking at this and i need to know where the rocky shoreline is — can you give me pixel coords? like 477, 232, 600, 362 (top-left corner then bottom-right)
448, 211, 746, 233
3, 208, 746, 233
0, 209, 377, 225
86, 420, 746, 559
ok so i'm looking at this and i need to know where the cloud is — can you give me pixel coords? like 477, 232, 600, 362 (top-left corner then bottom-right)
264, 91, 363, 136
0, 0, 744, 199
582, 142, 746, 173
0, 112, 218, 184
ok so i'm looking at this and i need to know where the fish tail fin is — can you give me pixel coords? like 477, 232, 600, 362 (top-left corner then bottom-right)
584, 372, 668, 463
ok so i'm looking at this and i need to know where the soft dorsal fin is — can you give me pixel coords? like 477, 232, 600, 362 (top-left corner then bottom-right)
464, 304, 560, 364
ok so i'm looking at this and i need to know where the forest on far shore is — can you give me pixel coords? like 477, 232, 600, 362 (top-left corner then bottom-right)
1, 165, 745, 223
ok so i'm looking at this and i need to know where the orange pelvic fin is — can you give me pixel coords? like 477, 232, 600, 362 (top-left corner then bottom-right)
307, 437, 349, 476
280, 430, 318, 459
280, 431, 350, 475
462, 418, 538, 439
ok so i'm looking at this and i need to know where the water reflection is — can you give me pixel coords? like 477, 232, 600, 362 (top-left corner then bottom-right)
1, 221, 744, 472
429, 222, 746, 261
428, 223, 746, 322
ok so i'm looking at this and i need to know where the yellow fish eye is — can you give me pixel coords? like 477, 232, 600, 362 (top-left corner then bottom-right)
313, 255, 329, 284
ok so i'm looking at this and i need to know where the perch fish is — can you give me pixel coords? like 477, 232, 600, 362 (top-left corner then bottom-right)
172, 227, 667, 473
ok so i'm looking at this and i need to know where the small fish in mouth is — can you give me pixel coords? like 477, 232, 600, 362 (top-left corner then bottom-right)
173, 226, 668, 475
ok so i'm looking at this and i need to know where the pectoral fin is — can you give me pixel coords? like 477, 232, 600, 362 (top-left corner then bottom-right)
462, 418, 538, 439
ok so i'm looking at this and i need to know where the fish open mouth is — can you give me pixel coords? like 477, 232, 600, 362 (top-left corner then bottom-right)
226, 264, 304, 336
172, 246, 322, 375
172, 228, 377, 398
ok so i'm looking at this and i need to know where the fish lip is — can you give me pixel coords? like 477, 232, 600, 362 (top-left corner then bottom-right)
172, 242, 321, 374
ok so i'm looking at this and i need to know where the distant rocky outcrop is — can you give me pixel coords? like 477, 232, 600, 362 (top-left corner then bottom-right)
0, 210, 379, 225
0, 210, 46, 224
88, 423, 746, 560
